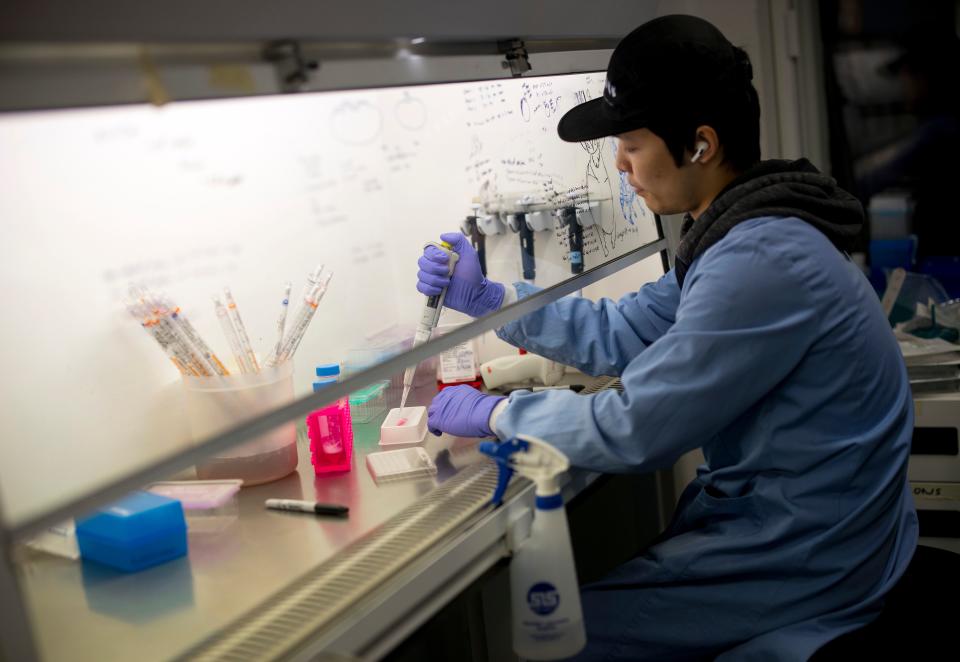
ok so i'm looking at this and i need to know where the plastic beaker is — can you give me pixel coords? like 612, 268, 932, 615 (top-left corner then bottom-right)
182, 362, 299, 486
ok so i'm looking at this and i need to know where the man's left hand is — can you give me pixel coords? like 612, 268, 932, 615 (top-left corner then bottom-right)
427, 385, 505, 437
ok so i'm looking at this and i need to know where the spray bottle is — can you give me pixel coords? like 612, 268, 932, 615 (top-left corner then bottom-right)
480, 435, 586, 660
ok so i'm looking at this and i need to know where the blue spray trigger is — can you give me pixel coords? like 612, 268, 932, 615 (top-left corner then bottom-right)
479, 438, 529, 506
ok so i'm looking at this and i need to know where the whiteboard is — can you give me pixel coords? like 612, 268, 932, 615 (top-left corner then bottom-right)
0, 72, 658, 527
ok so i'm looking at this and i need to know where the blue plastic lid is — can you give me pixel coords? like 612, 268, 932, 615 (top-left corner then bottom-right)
312, 378, 337, 392
76, 491, 185, 543
316, 363, 341, 378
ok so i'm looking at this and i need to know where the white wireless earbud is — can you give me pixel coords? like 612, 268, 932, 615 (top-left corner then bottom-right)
691, 141, 709, 163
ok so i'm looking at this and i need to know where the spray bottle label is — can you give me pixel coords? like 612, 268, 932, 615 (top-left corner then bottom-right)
522, 581, 571, 642
528, 582, 560, 615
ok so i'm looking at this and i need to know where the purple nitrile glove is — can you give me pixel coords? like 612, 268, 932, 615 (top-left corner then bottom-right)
417, 232, 505, 318
427, 384, 506, 438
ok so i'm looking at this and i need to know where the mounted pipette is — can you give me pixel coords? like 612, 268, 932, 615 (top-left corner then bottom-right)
461, 210, 487, 276
400, 241, 459, 410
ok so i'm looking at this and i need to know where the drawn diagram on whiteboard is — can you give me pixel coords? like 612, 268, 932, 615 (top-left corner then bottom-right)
469, 134, 483, 159
580, 138, 617, 257
395, 92, 427, 131
331, 100, 382, 145
609, 138, 650, 227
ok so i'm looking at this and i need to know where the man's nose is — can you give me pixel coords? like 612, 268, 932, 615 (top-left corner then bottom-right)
614, 142, 629, 173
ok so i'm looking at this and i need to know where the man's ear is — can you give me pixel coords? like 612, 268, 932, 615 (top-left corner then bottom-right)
689, 125, 720, 165
691, 142, 708, 163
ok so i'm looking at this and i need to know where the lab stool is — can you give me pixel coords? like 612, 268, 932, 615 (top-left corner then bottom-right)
811, 545, 960, 659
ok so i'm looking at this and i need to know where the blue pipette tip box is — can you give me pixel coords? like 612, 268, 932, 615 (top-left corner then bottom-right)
76, 491, 187, 572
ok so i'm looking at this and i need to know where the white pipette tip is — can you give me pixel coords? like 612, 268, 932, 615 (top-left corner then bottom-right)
306, 283, 322, 303
309, 263, 325, 282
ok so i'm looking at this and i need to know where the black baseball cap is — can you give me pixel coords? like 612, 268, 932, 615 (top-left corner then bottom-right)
557, 15, 748, 142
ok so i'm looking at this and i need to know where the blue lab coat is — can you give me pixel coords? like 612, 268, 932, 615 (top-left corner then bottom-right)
493, 216, 918, 661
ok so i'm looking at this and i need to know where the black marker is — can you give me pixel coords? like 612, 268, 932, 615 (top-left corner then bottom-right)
265, 498, 349, 517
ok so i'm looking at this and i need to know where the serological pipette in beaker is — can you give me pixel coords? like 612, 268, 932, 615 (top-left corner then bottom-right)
299, 263, 325, 301
147, 298, 209, 376
127, 301, 190, 375
161, 294, 230, 376
224, 287, 259, 373
129, 286, 205, 376
267, 281, 293, 366
270, 271, 332, 366
151, 295, 219, 377
214, 296, 250, 374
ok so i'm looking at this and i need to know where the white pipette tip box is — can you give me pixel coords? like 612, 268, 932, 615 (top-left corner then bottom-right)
379, 406, 428, 447
366, 447, 437, 483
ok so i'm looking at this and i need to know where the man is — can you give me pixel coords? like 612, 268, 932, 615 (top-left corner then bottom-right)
420, 15, 917, 661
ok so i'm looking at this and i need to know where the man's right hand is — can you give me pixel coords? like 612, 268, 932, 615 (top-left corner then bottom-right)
417, 232, 505, 318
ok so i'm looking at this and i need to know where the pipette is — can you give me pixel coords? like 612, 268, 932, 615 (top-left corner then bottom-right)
127, 285, 226, 378
268, 282, 293, 365
461, 209, 487, 276
155, 298, 220, 377
400, 241, 459, 410
268, 270, 333, 366
134, 287, 214, 376
160, 294, 230, 376
214, 296, 249, 374
223, 287, 259, 373
268, 263, 325, 364
127, 301, 190, 375
298, 263, 326, 303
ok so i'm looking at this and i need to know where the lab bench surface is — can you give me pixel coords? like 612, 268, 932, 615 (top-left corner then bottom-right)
16, 378, 663, 662
16, 386, 481, 662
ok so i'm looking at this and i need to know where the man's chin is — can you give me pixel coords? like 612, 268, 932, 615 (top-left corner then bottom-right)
646, 202, 686, 216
